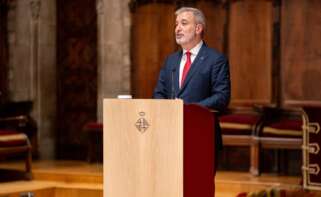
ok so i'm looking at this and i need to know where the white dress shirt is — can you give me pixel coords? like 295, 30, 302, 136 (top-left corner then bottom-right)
179, 40, 203, 88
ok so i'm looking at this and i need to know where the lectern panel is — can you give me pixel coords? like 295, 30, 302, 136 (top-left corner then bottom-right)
103, 99, 183, 197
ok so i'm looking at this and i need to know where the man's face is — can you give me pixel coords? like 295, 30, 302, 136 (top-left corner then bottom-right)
175, 11, 202, 47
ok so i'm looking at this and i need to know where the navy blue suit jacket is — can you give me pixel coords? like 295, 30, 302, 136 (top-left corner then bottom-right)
153, 43, 231, 150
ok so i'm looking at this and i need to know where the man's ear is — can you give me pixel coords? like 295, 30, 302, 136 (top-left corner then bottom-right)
196, 24, 203, 35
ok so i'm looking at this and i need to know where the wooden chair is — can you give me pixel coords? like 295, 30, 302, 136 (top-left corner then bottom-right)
220, 107, 263, 175
83, 122, 103, 163
0, 101, 38, 157
0, 101, 36, 180
255, 107, 303, 175
301, 106, 321, 190
0, 127, 32, 180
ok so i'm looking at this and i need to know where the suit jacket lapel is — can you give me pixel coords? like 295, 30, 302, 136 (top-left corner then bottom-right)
172, 51, 182, 97
178, 44, 208, 95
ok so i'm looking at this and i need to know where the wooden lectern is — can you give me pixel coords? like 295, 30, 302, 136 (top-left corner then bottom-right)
103, 99, 215, 197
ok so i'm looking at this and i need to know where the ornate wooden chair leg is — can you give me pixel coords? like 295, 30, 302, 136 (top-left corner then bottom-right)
250, 138, 259, 176
25, 142, 32, 180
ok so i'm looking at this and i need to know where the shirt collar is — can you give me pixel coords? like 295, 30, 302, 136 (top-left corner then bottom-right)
183, 40, 203, 56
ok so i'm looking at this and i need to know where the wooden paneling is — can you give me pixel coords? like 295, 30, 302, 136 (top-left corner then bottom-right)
281, 0, 321, 107
131, 2, 227, 98
131, 1, 321, 107
56, 0, 97, 159
196, 1, 227, 53
131, 4, 176, 98
228, 0, 274, 106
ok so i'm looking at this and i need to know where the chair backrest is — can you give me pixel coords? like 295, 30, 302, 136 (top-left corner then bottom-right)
0, 101, 33, 117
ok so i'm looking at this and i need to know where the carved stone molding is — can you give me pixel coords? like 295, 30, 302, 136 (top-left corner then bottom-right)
96, 0, 104, 15
30, 0, 41, 20
29, 0, 41, 133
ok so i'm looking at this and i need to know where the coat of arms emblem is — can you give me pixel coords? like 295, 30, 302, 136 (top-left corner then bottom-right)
135, 112, 149, 133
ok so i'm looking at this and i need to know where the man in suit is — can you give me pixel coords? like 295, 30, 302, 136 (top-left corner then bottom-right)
153, 7, 231, 151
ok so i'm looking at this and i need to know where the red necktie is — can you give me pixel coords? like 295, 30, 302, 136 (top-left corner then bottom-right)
181, 51, 191, 87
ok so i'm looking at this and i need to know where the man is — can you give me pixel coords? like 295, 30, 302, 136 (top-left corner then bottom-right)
153, 7, 231, 150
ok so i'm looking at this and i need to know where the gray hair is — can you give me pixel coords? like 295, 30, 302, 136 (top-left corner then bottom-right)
175, 7, 206, 30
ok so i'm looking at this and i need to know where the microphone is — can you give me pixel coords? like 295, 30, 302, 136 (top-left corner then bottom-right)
171, 68, 176, 99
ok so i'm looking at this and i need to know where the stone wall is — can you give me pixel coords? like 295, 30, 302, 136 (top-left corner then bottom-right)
6, 0, 131, 158
7, 0, 56, 159
97, 0, 131, 122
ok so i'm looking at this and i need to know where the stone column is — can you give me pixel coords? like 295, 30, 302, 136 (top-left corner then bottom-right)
29, 0, 57, 159
96, 0, 105, 123
8, 0, 32, 100
29, 0, 41, 158
97, 0, 131, 122
8, 0, 56, 159
36, 0, 56, 159
29, 0, 40, 102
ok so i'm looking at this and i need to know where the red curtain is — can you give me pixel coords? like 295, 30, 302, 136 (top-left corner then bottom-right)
56, 0, 97, 159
